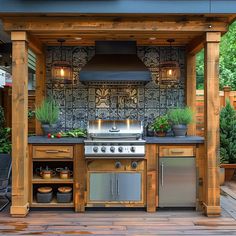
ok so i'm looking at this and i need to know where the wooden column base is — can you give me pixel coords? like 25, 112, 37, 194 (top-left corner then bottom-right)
10, 203, 29, 217
203, 203, 221, 217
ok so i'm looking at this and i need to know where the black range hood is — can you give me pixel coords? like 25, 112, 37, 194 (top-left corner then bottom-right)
79, 41, 151, 85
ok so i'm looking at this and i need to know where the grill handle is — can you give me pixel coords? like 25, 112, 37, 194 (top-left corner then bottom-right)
109, 129, 120, 132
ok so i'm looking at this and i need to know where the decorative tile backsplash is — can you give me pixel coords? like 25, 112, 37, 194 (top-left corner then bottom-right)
46, 46, 185, 130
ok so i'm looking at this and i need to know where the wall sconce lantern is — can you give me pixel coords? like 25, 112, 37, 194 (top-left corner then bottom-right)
160, 39, 180, 84
51, 39, 73, 83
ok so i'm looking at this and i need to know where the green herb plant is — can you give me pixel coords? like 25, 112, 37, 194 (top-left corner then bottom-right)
220, 100, 236, 164
167, 107, 193, 125
152, 115, 170, 133
0, 106, 11, 154
35, 98, 59, 125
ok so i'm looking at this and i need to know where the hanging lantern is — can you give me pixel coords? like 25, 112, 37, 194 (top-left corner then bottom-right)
160, 39, 180, 84
51, 39, 73, 83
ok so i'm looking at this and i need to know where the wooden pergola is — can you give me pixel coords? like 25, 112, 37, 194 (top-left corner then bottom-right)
0, 13, 235, 217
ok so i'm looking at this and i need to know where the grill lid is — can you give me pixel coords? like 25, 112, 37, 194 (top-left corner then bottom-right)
87, 119, 143, 140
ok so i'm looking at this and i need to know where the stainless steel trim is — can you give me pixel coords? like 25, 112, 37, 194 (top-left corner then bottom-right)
111, 177, 114, 196
117, 177, 120, 196
161, 162, 164, 186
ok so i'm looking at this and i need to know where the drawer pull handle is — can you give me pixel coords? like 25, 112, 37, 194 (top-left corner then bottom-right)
170, 150, 185, 154
45, 150, 60, 153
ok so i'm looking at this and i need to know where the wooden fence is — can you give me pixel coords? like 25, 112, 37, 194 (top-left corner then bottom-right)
1, 86, 236, 136
0, 87, 36, 134
196, 86, 236, 136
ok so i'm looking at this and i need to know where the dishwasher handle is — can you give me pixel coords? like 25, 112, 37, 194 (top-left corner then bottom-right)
161, 162, 164, 186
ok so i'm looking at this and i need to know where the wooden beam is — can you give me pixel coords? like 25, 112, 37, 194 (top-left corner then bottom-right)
146, 144, 157, 212
3, 17, 228, 33
203, 32, 221, 217
186, 52, 196, 136
186, 35, 205, 55
10, 31, 29, 217
28, 33, 44, 54
35, 51, 46, 135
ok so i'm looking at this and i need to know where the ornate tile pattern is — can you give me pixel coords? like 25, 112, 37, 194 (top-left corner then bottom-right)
46, 46, 186, 130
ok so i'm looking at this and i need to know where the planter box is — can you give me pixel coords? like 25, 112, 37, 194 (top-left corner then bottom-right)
220, 164, 236, 182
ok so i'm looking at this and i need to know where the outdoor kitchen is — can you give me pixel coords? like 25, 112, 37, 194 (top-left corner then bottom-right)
0, 9, 231, 217
27, 41, 204, 213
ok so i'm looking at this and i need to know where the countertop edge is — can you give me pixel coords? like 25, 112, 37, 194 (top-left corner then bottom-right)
28, 136, 204, 144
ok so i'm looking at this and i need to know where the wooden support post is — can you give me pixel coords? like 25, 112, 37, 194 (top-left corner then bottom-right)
186, 53, 196, 136
203, 32, 221, 217
35, 52, 46, 135
223, 86, 231, 106
146, 144, 157, 212
10, 31, 29, 217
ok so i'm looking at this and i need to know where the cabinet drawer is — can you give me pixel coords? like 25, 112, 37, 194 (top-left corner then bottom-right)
159, 146, 195, 157
33, 146, 73, 159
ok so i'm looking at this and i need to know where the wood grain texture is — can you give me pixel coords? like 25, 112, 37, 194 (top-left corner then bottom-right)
159, 146, 195, 157
186, 53, 197, 136
146, 144, 157, 212
32, 146, 73, 159
35, 52, 46, 135
75, 144, 86, 212
10, 31, 29, 217
203, 32, 221, 216
1, 200, 236, 235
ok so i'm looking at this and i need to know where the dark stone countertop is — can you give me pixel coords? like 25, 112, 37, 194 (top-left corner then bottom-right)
28, 136, 85, 144
144, 136, 204, 144
28, 135, 204, 144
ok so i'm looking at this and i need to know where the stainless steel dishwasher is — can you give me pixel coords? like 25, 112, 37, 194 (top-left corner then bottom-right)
159, 155, 196, 207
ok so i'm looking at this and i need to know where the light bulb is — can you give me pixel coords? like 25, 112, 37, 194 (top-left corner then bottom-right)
167, 69, 173, 76
60, 68, 65, 77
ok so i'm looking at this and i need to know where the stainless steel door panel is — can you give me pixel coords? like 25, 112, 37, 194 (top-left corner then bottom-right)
159, 157, 196, 207
116, 173, 142, 201
89, 173, 115, 201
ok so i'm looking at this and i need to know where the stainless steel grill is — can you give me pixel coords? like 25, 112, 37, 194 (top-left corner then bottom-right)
84, 119, 145, 158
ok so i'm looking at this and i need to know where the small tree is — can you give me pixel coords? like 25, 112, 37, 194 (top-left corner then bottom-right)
220, 100, 236, 163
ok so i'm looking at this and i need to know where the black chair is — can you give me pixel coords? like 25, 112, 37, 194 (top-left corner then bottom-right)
0, 154, 12, 211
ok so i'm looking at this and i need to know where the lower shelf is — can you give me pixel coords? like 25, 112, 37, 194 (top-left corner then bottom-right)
31, 198, 74, 208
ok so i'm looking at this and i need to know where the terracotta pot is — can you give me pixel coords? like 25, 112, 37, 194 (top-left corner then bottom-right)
220, 164, 236, 181
219, 168, 225, 185
56, 168, 73, 179
155, 131, 166, 137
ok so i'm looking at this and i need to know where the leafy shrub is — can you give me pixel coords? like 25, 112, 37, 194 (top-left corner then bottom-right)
220, 100, 236, 164
167, 107, 193, 125
0, 106, 11, 154
35, 98, 59, 125
152, 115, 170, 132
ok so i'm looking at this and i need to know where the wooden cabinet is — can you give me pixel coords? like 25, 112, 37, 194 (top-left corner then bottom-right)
159, 146, 195, 157
29, 145, 74, 208
33, 146, 73, 159
86, 159, 146, 207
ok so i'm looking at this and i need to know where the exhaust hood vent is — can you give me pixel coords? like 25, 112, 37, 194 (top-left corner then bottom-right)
79, 41, 151, 85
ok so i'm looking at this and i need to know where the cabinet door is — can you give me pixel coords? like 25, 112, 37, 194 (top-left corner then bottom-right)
116, 173, 142, 201
89, 173, 115, 201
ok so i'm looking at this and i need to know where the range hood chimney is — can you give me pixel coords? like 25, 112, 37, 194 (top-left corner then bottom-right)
79, 41, 151, 85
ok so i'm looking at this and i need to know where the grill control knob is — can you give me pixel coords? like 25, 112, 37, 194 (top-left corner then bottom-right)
118, 146, 123, 153
93, 146, 98, 153
101, 146, 106, 153
131, 161, 138, 169
115, 161, 122, 168
110, 146, 115, 152
130, 146, 136, 153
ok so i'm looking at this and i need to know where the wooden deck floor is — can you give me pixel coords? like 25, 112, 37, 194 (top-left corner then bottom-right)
1, 193, 236, 235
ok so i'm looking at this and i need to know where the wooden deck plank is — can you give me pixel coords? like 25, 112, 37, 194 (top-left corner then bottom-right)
0, 196, 236, 235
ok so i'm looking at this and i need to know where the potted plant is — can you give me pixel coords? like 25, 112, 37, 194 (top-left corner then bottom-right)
35, 98, 59, 135
0, 106, 11, 156
152, 115, 170, 137
219, 100, 236, 182
167, 107, 193, 137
